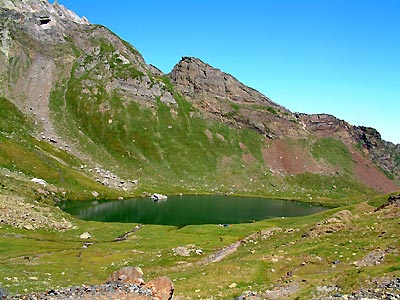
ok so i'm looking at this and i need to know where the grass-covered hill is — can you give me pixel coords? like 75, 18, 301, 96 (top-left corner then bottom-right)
0, 1, 399, 299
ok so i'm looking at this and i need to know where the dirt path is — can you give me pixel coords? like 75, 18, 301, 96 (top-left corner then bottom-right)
114, 225, 143, 242
200, 240, 241, 265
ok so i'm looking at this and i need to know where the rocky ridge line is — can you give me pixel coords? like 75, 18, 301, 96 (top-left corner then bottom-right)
0, 0, 89, 25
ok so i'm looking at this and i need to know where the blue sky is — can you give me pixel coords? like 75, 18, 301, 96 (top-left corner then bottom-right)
53, 0, 400, 144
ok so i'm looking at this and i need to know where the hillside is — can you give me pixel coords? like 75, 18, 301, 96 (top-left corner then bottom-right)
0, 1, 399, 299
0, 0, 398, 202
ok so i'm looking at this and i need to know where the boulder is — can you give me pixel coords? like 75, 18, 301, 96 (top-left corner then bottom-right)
106, 266, 144, 285
151, 193, 168, 201
0, 287, 8, 298
79, 232, 92, 239
30, 178, 47, 186
145, 276, 174, 300
172, 246, 190, 257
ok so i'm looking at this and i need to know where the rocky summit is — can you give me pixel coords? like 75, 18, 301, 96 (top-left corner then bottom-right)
0, 1, 399, 299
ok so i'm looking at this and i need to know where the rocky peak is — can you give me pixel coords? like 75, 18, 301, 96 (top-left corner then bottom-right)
169, 56, 287, 112
0, 0, 89, 25
355, 126, 382, 150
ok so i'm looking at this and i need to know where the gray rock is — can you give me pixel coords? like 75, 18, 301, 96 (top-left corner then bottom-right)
172, 246, 190, 257
79, 232, 91, 239
151, 193, 168, 201
0, 287, 8, 298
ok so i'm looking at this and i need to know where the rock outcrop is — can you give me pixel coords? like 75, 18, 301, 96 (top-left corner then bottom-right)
0, 0, 89, 25
170, 57, 281, 106
297, 113, 354, 143
106, 267, 174, 300
353, 126, 400, 182
169, 57, 308, 138
0, 195, 73, 231
106, 266, 145, 285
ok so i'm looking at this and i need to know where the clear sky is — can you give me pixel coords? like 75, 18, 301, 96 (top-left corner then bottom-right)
52, 0, 400, 144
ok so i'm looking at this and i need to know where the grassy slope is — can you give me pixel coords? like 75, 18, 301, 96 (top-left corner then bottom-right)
0, 97, 124, 200
0, 195, 398, 299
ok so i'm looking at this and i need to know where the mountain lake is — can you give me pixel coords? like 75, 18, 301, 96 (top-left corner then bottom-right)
60, 195, 326, 226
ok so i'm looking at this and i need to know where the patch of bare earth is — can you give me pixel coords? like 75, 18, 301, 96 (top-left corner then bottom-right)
262, 139, 328, 174
238, 142, 256, 164
235, 282, 301, 300
218, 156, 232, 171
351, 150, 398, 193
200, 227, 282, 266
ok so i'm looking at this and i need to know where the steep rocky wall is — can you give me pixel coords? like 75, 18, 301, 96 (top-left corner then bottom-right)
353, 126, 400, 183
169, 57, 308, 138
170, 57, 285, 109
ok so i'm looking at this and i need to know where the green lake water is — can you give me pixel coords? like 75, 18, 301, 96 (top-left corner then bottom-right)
60, 195, 326, 226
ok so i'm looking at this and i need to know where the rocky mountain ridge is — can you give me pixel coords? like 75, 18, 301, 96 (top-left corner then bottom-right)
0, 0, 89, 26
169, 57, 400, 183
0, 0, 398, 200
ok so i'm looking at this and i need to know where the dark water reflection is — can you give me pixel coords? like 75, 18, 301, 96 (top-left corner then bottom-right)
60, 195, 326, 226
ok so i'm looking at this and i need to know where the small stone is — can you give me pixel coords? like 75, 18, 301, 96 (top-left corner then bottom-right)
80, 232, 92, 239
30, 178, 47, 186
24, 224, 35, 230
229, 283, 237, 288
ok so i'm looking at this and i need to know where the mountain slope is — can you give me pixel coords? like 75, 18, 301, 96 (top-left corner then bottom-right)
0, 0, 398, 202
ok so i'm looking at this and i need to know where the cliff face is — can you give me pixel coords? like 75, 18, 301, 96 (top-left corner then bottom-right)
169, 57, 308, 139
353, 126, 400, 181
169, 57, 282, 107
0, 0, 398, 198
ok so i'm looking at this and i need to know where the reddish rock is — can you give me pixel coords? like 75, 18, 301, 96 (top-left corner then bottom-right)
145, 276, 174, 300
